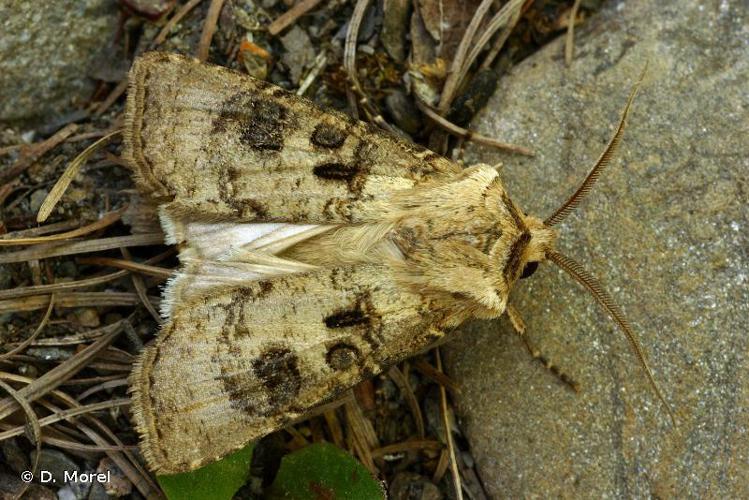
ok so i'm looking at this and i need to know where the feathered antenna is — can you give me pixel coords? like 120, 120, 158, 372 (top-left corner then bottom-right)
541, 64, 675, 424
545, 63, 647, 226
546, 250, 675, 425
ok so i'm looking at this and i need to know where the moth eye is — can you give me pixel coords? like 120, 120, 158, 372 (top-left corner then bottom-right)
520, 261, 539, 279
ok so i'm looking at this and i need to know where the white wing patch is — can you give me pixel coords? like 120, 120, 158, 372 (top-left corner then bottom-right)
160, 208, 335, 259
159, 210, 337, 318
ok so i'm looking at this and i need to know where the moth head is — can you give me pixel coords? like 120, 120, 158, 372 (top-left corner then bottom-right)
511, 213, 556, 283
505, 67, 676, 426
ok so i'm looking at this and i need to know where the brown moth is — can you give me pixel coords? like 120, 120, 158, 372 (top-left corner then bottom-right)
124, 52, 671, 474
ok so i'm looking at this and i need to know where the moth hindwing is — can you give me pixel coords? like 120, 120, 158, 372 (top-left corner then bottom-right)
126, 52, 663, 474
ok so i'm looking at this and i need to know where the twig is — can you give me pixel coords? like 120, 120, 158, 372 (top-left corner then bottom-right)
0, 248, 173, 300
0, 270, 125, 300
438, 0, 494, 114
416, 98, 533, 156
0, 398, 130, 441
0, 295, 54, 361
0, 208, 124, 246
323, 409, 345, 448
37, 129, 122, 223
62, 375, 123, 386
343, 0, 371, 119
0, 220, 79, 240
66, 130, 114, 143
0, 379, 41, 500
268, 0, 324, 36
0, 233, 165, 264
436, 347, 463, 500
196, 0, 225, 61
565, 0, 583, 65
9, 317, 130, 349
74, 408, 160, 496
0, 371, 158, 497
0, 144, 24, 157
77, 379, 130, 402
78, 417, 160, 498
151, 0, 204, 47
480, 3, 523, 70
121, 248, 162, 323
432, 448, 450, 483
414, 359, 461, 395
0, 123, 79, 185
296, 52, 328, 96
0, 327, 123, 420
78, 256, 174, 279
464, 0, 524, 83
94, 79, 129, 116
388, 365, 425, 438
344, 392, 379, 473
35, 436, 135, 452
370, 439, 443, 458
0, 292, 159, 314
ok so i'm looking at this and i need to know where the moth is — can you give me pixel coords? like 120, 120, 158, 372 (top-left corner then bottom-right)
124, 52, 671, 474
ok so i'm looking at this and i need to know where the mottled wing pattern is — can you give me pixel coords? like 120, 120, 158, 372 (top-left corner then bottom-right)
130, 264, 443, 474
123, 52, 460, 224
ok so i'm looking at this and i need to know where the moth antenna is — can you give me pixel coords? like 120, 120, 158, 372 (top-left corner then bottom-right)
546, 249, 676, 426
545, 63, 647, 226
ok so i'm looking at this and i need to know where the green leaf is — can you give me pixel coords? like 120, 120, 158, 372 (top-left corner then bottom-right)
157, 443, 254, 500
267, 442, 385, 500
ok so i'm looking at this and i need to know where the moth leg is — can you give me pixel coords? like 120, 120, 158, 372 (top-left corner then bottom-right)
506, 303, 580, 393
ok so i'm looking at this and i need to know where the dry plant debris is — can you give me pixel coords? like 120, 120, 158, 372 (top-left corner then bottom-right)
0, 0, 595, 497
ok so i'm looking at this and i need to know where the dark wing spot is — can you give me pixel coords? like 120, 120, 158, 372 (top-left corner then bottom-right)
252, 347, 302, 409
325, 343, 361, 371
324, 308, 369, 328
220, 371, 260, 415
212, 92, 288, 151
311, 123, 347, 149
240, 99, 287, 150
259, 281, 274, 297
313, 162, 361, 182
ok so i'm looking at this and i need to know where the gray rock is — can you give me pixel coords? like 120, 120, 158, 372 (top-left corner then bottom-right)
444, 0, 748, 497
0, 0, 120, 126
389, 472, 443, 500
381, 0, 410, 62
29, 189, 49, 214
97, 457, 131, 497
30, 449, 78, 486
280, 26, 315, 84
1, 437, 29, 474
68, 471, 94, 500
0, 471, 23, 498
385, 90, 422, 135
24, 484, 57, 500
86, 482, 109, 500
57, 485, 80, 500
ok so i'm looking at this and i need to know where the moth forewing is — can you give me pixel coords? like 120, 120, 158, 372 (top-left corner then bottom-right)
125, 52, 668, 474
130, 265, 442, 473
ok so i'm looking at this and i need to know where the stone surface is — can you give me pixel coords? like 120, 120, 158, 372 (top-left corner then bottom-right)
0, 0, 119, 126
31, 449, 79, 485
444, 0, 748, 497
